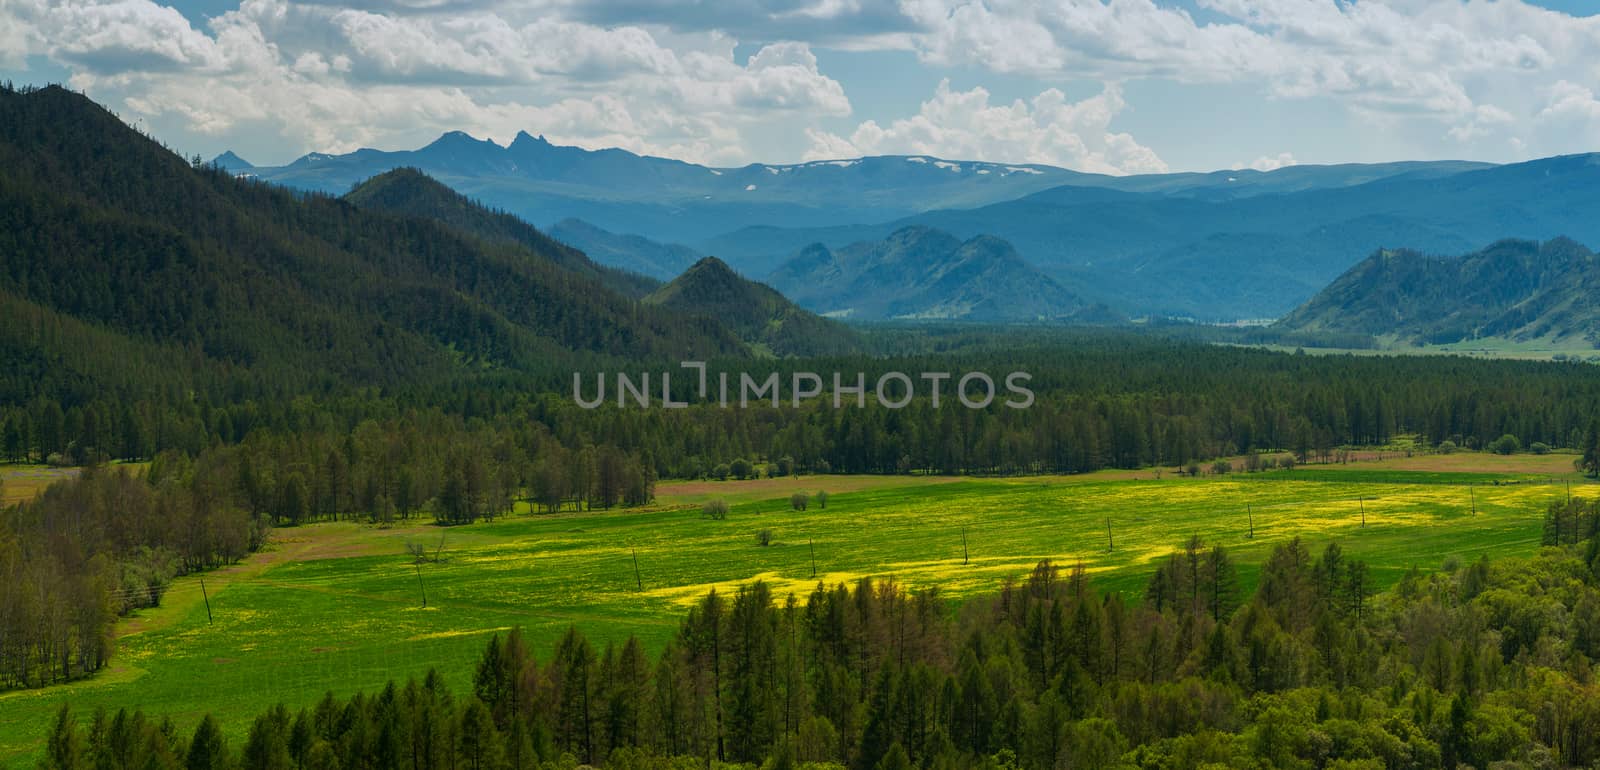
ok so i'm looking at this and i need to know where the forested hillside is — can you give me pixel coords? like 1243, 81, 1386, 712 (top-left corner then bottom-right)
0, 84, 741, 411
767, 227, 1087, 322
644, 257, 864, 357
343, 169, 662, 299
38, 508, 1600, 769
1277, 238, 1600, 346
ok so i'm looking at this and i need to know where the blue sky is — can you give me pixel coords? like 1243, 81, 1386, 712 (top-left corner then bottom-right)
4, 0, 1599, 174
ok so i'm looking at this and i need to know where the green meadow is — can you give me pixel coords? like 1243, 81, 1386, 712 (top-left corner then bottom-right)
0, 453, 1590, 764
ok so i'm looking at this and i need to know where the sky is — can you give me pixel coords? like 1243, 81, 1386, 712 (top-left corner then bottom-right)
4, 0, 1600, 174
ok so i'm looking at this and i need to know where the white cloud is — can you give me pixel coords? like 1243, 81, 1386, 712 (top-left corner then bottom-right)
897, 0, 1600, 155
4, 0, 851, 165
37, 0, 228, 71
1539, 80, 1600, 123
1243, 152, 1296, 172
9, 0, 1600, 167
805, 79, 1166, 175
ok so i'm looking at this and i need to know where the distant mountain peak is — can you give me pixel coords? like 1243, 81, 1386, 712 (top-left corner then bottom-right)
211, 151, 254, 171
424, 130, 501, 150
511, 130, 549, 146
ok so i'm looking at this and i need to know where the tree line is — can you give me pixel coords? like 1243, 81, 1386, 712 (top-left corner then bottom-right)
0, 461, 266, 690
0, 410, 665, 692
11, 341, 1600, 480
40, 507, 1600, 769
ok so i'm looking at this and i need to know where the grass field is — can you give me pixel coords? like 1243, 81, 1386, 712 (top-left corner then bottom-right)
0, 453, 1591, 764
0, 465, 79, 507
1248, 334, 1600, 362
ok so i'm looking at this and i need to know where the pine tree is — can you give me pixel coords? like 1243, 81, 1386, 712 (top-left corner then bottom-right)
1205, 545, 1241, 623
185, 715, 228, 770
45, 704, 87, 770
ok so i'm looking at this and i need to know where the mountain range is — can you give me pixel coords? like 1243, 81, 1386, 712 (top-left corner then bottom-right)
767, 227, 1094, 322
0, 84, 875, 407
221, 132, 1079, 243
220, 131, 1600, 320
1276, 238, 1600, 346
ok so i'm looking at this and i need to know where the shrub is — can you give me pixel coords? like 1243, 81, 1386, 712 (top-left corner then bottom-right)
730, 458, 754, 480
1489, 434, 1522, 455
711, 463, 731, 481
702, 500, 729, 520
1438, 440, 1457, 454
756, 529, 772, 547
1530, 442, 1551, 455
790, 492, 809, 511
816, 490, 828, 509
1211, 460, 1232, 476
776, 456, 795, 477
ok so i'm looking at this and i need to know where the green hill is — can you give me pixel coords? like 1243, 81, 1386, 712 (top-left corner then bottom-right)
1276, 237, 1600, 347
644, 257, 862, 356
767, 226, 1092, 322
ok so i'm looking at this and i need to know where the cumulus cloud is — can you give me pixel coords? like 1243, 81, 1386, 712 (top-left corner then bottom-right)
35, 0, 228, 72
897, 0, 1600, 154
1540, 80, 1600, 124
8, 0, 1600, 167
4, 0, 851, 164
1243, 152, 1296, 172
804, 79, 1165, 175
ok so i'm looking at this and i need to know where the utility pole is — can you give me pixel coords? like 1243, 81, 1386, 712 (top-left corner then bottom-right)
1359, 497, 1366, 528
1470, 486, 1477, 516
1247, 504, 1254, 539
632, 548, 643, 591
200, 576, 213, 623
961, 528, 969, 565
415, 563, 427, 608
809, 539, 817, 578
1105, 518, 1114, 552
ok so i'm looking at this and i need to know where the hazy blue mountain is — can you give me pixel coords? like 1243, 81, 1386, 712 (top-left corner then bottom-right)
216, 133, 1483, 250
216, 131, 1600, 321
713, 154, 1600, 319
644, 257, 863, 356
217, 134, 1083, 242
766, 226, 1092, 322
1277, 238, 1600, 346
549, 219, 701, 281
213, 151, 255, 173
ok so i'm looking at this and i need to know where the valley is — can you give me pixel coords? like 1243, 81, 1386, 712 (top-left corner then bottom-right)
2, 453, 1586, 765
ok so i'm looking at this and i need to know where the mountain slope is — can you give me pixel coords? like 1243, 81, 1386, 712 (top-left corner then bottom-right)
343, 168, 659, 298
0, 84, 741, 400
1276, 238, 1600, 345
548, 219, 701, 281
767, 227, 1090, 322
644, 257, 862, 356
